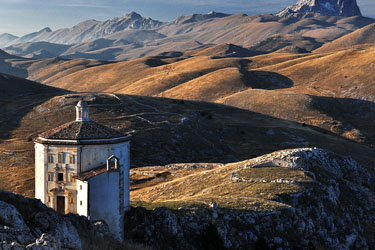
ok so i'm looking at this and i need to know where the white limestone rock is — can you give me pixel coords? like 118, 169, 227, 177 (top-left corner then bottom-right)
26, 234, 61, 250
32, 211, 82, 250
0, 201, 34, 245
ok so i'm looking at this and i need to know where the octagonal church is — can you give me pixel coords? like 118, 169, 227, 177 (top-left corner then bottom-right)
34, 100, 131, 240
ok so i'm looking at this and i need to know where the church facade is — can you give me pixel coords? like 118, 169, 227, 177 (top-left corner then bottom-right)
34, 100, 131, 240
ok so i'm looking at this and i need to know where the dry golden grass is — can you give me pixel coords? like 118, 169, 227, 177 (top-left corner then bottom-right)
315, 23, 375, 53
159, 67, 246, 101
21, 45, 375, 150
130, 160, 313, 211
2, 87, 374, 198
2, 44, 375, 197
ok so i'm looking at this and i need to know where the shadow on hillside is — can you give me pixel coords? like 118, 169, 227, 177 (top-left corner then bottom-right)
0, 59, 29, 78
239, 59, 294, 89
2, 89, 374, 172
116, 94, 374, 170
310, 95, 375, 145
0, 75, 68, 144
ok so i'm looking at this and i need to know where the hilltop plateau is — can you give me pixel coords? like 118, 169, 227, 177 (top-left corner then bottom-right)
128, 148, 375, 249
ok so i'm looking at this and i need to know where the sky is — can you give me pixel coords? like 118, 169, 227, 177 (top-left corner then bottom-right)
0, 0, 374, 36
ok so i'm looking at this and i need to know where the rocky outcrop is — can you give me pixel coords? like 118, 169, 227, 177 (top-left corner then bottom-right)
0, 191, 123, 250
125, 148, 375, 250
0, 192, 81, 249
277, 0, 362, 17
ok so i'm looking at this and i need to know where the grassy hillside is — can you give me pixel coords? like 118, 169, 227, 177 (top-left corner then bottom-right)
0, 90, 374, 197
14, 44, 374, 147
0, 74, 68, 195
315, 23, 375, 52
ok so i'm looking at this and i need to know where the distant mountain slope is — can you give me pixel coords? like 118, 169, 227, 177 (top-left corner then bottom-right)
0, 49, 18, 59
277, 0, 362, 17
315, 23, 375, 52
173, 11, 229, 25
12, 27, 53, 45
0, 33, 18, 48
2, 11, 375, 60
4, 41, 72, 58
3, 12, 164, 46
0, 49, 29, 77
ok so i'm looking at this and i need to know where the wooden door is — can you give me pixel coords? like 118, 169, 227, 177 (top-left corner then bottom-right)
57, 196, 65, 214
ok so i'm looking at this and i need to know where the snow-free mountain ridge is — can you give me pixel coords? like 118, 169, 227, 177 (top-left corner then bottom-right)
5, 12, 164, 46
1, 4, 374, 60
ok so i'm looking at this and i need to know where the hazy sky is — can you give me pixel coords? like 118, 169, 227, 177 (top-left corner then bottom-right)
0, 0, 374, 36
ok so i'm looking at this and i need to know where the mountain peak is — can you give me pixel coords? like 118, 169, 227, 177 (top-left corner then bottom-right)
277, 0, 362, 17
39, 27, 52, 33
124, 11, 142, 19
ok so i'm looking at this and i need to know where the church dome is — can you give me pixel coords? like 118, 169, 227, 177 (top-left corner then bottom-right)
35, 101, 130, 145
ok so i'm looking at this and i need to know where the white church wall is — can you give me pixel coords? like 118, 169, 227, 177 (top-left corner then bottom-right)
88, 171, 122, 241
76, 179, 89, 217
35, 143, 46, 203
79, 141, 130, 210
80, 141, 129, 173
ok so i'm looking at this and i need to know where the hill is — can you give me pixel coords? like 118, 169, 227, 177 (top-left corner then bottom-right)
128, 148, 375, 249
1, 90, 374, 198
315, 23, 375, 52
0, 74, 68, 195
4, 41, 72, 59
20, 45, 375, 147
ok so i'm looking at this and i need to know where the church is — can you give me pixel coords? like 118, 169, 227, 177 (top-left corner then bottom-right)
34, 99, 131, 241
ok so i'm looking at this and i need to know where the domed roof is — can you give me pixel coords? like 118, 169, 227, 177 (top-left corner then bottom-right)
35, 100, 130, 145
35, 120, 130, 145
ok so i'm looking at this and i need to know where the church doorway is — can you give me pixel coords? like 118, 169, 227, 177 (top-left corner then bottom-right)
57, 196, 65, 214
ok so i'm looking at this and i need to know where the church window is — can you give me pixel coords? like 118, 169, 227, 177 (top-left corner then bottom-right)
69, 155, 76, 164
80, 201, 82, 206
48, 172, 54, 181
48, 196, 51, 202
80, 185, 82, 190
47, 154, 54, 163
58, 173, 64, 182
58, 153, 65, 163
70, 197, 74, 204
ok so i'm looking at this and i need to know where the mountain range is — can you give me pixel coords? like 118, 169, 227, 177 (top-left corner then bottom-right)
1, 0, 373, 61
2, 0, 375, 248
